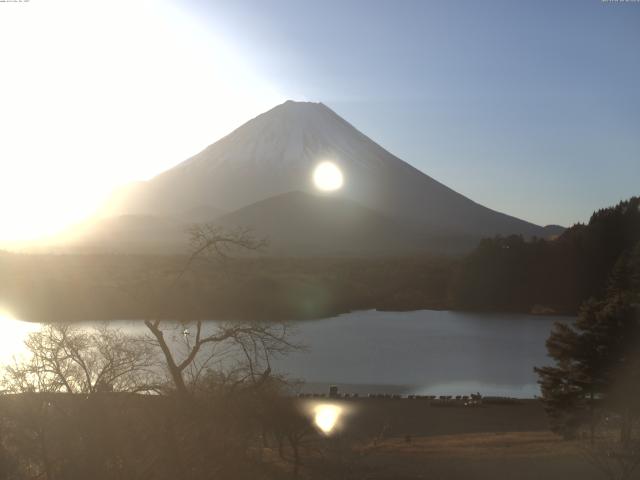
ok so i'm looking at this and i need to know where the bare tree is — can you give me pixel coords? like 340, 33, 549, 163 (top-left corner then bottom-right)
0, 324, 163, 480
144, 319, 298, 396
143, 224, 298, 398
3, 324, 159, 395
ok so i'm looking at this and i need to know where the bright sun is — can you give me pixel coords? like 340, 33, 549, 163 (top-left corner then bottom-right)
313, 161, 344, 192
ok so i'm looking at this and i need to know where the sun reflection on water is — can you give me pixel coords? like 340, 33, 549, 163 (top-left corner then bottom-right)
0, 310, 40, 364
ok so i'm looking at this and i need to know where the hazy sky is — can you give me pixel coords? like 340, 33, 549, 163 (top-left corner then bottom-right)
189, 0, 639, 227
0, 0, 638, 241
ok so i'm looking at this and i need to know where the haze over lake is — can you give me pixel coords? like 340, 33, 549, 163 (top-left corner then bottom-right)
3, 310, 569, 398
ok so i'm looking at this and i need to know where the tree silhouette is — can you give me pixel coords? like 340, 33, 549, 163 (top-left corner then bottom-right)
3, 324, 158, 395
535, 241, 640, 444
451, 197, 640, 314
142, 224, 298, 398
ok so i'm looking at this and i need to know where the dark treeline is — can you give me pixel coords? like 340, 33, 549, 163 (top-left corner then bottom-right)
533, 221, 640, 479
450, 197, 640, 314
0, 254, 453, 323
1, 197, 638, 322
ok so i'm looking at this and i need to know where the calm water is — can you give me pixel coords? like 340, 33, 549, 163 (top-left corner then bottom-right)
272, 310, 570, 398
1, 309, 571, 398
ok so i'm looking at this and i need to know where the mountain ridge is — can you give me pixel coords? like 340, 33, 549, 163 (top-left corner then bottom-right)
89, 100, 560, 254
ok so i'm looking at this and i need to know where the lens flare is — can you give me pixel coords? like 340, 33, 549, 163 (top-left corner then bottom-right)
313, 404, 343, 434
312, 161, 344, 191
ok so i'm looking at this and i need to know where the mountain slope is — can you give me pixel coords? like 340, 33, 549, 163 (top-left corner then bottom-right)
212, 191, 428, 256
108, 100, 553, 240
64, 214, 190, 253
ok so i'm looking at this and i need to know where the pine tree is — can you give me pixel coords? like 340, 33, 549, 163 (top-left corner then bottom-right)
535, 242, 640, 440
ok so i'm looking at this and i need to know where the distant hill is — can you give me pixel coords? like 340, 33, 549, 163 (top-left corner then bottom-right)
63, 214, 190, 254
212, 191, 428, 256
178, 205, 225, 223
541, 225, 566, 238
63, 191, 482, 256
56, 205, 226, 254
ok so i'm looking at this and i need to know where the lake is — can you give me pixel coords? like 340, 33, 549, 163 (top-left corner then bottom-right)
0, 309, 570, 398
274, 309, 570, 398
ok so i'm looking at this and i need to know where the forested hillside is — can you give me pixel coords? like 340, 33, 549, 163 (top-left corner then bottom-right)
450, 197, 640, 314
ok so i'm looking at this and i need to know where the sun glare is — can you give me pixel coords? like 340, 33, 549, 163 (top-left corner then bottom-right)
313, 404, 343, 434
0, 1, 284, 244
0, 310, 40, 364
313, 161, 344, 192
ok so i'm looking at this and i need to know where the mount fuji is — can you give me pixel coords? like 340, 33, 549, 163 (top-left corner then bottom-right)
82, 100, 561, 255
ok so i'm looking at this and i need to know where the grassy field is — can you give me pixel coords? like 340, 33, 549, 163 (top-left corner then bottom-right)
0, 392, 606, 479
267, 399, 602, 480
356, 431, 596, 480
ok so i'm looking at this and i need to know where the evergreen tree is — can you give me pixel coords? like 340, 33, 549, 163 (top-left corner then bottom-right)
535, 242, 640, 440
451, 197, 640, 314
